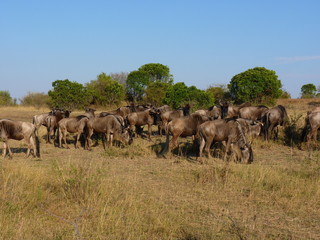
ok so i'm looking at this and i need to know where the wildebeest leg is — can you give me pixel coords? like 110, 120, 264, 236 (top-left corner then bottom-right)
48, 126, 54, 144
86, 129, 94, 150
205, 136, 214, 159
224, 139, 232, 161
2, 142, 8, 158
75, 132, 82, 148
198, 137, 206, 159
148, 124, 152, 140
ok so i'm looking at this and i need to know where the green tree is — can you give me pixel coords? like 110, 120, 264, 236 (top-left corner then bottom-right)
0, 91, 14, 106
138, 63, 173, 84
86, 72, 125, 106
20, 92, 50, 108
279, 89, 291, 99
144, 82, 170, 106
163, 82, 189, 109
48, 79, 92, 110
228, 67, 282, 104
188, 86, 215, 110
126, 70, 149, 101
300, 83, 317, 98
206, 84, 230, 103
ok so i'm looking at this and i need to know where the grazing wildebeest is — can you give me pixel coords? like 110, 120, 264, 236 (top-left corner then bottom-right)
127, 108, 159, 139
160, 113, 209, 156
197, 118, 256, 163
301, 109, 320, 149
44, 109, 70, 143
159, 104, 191, 135
195, 105, 222, 120
262, 105, 288, 140
220, 102, 251, 119
239, 105, 269, 121
86, 115, 133, 150
0, 119, 40, 158
58, 115, 89, 149
100, 105, 136, 119
33, 110, 54, 135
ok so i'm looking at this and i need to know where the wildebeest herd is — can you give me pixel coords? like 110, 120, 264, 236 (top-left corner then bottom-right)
0, 102, 319, 162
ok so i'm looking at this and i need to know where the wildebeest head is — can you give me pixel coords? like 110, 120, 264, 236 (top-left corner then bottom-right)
183, 104, 190, 116
240, 143, 253, 164
149, 108, 160, 124
121, 127, 133, 145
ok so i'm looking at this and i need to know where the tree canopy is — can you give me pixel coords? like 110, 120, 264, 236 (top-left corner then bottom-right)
86, 72, 125, 106
228, 67, 282, 104
300, 83, 317, 98
138, 63, 173, 84
0, 91, 14, 106
48, 79, 92, 110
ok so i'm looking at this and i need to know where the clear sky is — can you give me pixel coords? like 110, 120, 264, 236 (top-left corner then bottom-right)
1, 0, 319, 101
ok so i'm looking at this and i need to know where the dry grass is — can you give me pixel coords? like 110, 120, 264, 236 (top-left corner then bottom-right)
0, 100, 320, 239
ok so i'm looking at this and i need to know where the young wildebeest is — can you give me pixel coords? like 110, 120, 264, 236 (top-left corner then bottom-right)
301, 109, 320, 149
197, 118, 259, 163
158, 104, 190, 136
86, 115, 132, 150
33, 110, 54, 135
239, 105, 268, 121
160, 113, 209, 157
58, 115, 89, 149
195, 105, 222, 120
44, 109, 71, 144
262, 105, 288, 141
0, 119, 40, 158
127, 108, 159, 139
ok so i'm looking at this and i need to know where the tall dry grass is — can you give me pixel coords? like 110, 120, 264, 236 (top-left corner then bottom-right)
0, 100, 320, 239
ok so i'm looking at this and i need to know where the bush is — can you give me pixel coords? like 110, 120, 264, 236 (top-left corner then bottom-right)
0, 91, 15, 106
20, 92, 50, 108
48, 79, 92, 110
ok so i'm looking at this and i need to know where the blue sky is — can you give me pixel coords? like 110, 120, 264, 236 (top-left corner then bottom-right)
1, 0, 319, 100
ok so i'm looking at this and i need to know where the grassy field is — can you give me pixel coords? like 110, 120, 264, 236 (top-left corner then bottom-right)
0, 99, 320, 240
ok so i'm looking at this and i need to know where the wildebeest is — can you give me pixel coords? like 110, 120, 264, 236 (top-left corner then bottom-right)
239, 105, 268, 121
301, 109, 320, 149
100, 105, 136, 119
220, 102, 251, 119
127, 108, 159, 139
197, 118, 257, 163
0, 119, 40, 158
195, 105, 222, 120
159, 104, 191, 135
44, 109, 70, 144
160, 113, 209, 156
86, 115, 133, 150
58, 115, 89, 149
262, 105, 288, 140
33, 110, 53, 135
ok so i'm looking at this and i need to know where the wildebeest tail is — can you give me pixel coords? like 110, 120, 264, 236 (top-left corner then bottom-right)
158, 131, 170, 157
33, 125, 40, 157
301, 114, 310, 142
263, 112, 271, 140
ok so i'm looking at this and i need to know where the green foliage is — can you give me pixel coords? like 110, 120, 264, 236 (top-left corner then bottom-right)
206, 84, 230, 103
20, 92, 50, 108
300, 83, 317, 98
126, 70, 150, 101
279, 89, 291, 99
0, 91, 14, 106
126, 63, 174, 102
163, 83, 214, 109
86, 73, 125, 106
188, 86, 215, 110
48, 79, 92, 110
144, 82, 170, 106
164, 82, 189, 109
228, 67, 282, 104
138, 63, 173, 84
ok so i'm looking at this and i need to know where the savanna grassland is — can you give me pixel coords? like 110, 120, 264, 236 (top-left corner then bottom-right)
0, 99, 320, 240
